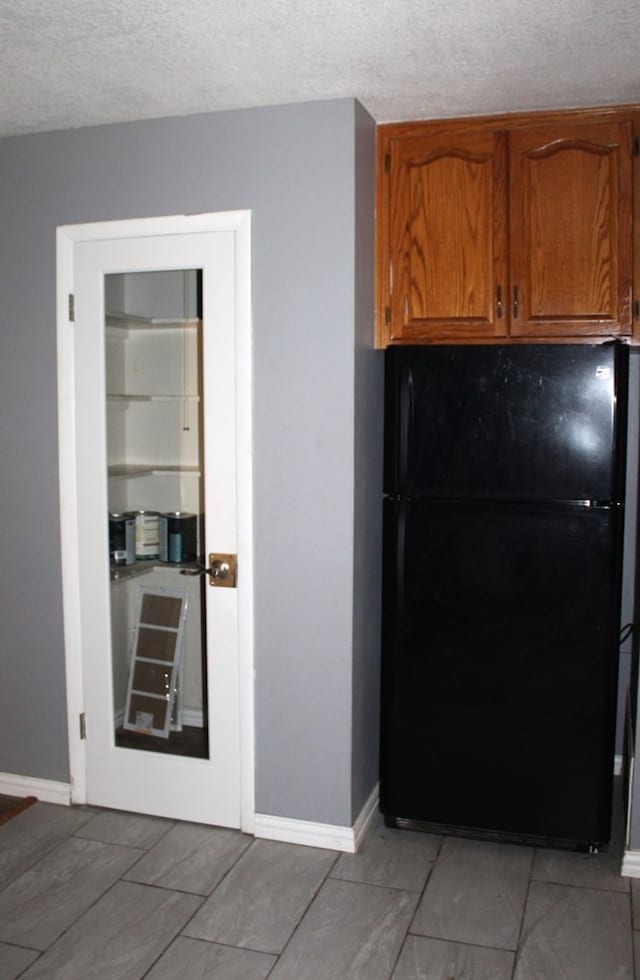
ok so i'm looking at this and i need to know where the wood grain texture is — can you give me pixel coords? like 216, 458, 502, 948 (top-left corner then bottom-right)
376, 104, 639, 347
385, 129, 508, 342
509, 121, 633, 338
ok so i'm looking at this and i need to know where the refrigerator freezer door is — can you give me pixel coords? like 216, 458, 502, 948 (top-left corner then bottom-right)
384, 343, 628, 503
380, 497, 622, 848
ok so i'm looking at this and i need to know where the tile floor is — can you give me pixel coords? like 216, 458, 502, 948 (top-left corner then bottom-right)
0, 788, 637, 979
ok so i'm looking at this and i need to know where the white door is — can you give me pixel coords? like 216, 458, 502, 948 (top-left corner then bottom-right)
58, 215, 253, 829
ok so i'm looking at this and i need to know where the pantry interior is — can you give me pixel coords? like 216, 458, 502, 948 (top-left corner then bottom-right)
105, 270, 209, 760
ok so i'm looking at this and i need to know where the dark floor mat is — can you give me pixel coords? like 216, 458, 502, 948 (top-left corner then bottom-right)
0, 795, 37, 827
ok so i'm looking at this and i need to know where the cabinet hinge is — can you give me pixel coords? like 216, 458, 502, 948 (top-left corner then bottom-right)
384, 153, 391, 174
68, 293, 75, 322
385, 306, 391, 326
634, 136, 640, 157
79, 712, 87, 740
635, 299, 640, 320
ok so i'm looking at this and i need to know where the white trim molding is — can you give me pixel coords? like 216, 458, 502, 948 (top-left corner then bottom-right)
622, 849, 640, 877
0, 773, 71, 806
255, 783, 379, 854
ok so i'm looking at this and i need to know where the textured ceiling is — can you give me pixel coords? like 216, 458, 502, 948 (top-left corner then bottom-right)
1, 0, 639, 138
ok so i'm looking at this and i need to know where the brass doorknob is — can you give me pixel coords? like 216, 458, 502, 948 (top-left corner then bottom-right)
210, 559, 230, 580
180, 553, 237, 587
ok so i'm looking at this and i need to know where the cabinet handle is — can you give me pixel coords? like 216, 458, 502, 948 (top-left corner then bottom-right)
513, 286, 519, 319
496, 285, 503, 319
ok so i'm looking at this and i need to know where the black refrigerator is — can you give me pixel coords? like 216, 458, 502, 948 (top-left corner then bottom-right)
380, 342, 629, 851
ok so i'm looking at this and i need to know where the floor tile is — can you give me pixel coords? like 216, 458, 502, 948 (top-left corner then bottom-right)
514, 880, 633, 979
124, 822, 251, 895
146, 936, 277, 979
74, 809, 174, 849
0, 803, 95, 889
269, 878, 417, 980
531, 845, 629, 893
0, 836, 144, 949
184, 839, 336, 954
0, 942, 40, 978
632, 879, 640, 929
332, 815, 442, 892
19, 880, 202, 980
392, 934, 515, 980
411, 837, 532, 950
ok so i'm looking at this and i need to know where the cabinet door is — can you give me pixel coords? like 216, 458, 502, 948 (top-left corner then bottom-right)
382, 130, 509, 342
509, 121, 633, 337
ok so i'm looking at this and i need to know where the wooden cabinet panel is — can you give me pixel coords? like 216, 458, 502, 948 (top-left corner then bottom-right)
383, 130, 508, 341
509, 121, 633, 337
377, 107, 638, 347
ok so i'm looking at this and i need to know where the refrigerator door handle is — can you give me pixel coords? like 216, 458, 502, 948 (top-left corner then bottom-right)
399, 365, 414, 491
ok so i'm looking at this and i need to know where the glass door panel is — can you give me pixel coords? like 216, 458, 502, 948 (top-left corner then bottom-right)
105, 270, 209, 759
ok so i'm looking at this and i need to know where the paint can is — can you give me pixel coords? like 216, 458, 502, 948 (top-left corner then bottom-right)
160, 512, 197, 564
134, 510, 160, 560
109, 512, 136, 565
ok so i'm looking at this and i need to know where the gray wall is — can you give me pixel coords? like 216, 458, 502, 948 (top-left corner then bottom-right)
352, 103, 384, 816
0, 98, 381, 827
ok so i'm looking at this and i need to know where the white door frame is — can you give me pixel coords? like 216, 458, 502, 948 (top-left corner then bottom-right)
56, 211, 255, 833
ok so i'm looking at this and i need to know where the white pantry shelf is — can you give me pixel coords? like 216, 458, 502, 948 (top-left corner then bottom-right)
108, 464, 201, 479
107, 394, 200, 402
106, 311, 200, 332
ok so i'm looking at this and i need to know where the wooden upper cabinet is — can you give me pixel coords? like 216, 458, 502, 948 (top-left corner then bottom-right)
509, 121, 633, 338
381, 130, 508, 342
376, 109, 637, 346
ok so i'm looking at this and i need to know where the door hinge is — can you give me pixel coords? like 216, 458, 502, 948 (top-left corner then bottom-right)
385, 306, 391, 327
68, 293, 75, 322
384, 153, 391, 174
79, 712, 87, 740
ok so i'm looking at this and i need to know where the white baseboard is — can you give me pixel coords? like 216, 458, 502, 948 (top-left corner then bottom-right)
0, 772, 71, 806
255, 783, 379, 854
352, 782, 380, 850
622, 849, 640, 877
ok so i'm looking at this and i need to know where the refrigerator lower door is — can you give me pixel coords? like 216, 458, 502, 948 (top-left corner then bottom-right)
380, 498, 622, 850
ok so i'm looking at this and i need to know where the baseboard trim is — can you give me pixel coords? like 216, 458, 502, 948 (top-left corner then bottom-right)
0, 772, 71, 806
622, 849, 640, 877
255, 783, 380, 854
353, 782, 380, 850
